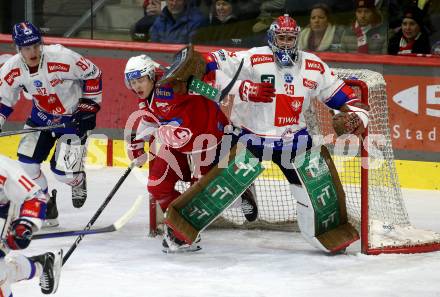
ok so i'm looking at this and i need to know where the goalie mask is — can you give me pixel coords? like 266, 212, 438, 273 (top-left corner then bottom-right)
267, 14, 300, 67
124, 54, 159, 89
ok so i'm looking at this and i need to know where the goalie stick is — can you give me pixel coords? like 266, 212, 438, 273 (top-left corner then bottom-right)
33, 195, 143, 240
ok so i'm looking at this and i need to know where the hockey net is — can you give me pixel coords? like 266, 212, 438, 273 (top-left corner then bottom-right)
149, 68, 440, 255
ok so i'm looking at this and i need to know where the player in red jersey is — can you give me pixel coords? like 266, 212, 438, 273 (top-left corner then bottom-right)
124, 53, 274, 253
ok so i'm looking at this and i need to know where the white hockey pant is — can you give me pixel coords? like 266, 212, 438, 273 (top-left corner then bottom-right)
0, 254, 41, 297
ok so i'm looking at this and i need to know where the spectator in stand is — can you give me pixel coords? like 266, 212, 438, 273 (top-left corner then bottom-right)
339, 0, 388, 54
252, 0, 285, 34
149, 0, 207, 44
132, 0, 164, 40
298, 3, 344, 52
431, 41, 440, 55
388, 5, 431, 55
193, 0, 252, 47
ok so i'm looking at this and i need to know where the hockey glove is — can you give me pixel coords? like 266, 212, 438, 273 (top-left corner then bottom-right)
239, 80, 275, 103
333, 101, 370, 136
6, 219, 35, 250
127, 133, 147, 167
73, 98, 101, 135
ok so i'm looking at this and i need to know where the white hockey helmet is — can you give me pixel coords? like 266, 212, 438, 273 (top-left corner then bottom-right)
124, 54, 159, 89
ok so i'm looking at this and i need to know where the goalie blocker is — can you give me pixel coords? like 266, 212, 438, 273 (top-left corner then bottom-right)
293, 145, 359, 253
164, 145, 263, 244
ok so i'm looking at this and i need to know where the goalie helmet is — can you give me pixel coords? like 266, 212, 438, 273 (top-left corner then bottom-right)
124, 54, 159, 89
267, 14, 301, 67
12, 21, 42, 47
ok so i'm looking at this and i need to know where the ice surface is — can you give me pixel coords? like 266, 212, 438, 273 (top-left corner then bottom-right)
11, 166, 440, 297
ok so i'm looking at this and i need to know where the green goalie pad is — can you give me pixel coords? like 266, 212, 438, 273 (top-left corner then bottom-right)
293, 145, 359, 252
164, 145, 264, 244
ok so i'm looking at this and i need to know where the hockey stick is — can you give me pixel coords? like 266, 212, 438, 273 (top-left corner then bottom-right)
0, 114, 94, 137
0, 123, 70, 137
33, 195, 143, 240
62, 162, 135, 266
188, 58, 244, 103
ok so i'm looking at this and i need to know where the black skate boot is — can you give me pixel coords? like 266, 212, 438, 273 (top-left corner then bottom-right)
44, 189, 59, 228
162, 225, 201, 254
29, 249, 63, 294
241, 186, 258, 222
72, 172, 87, 208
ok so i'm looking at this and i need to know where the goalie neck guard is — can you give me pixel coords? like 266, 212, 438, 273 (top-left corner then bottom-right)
267, 14, 301, 67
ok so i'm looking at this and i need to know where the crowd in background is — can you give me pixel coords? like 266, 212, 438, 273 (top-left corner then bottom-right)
131, 0, 440, 56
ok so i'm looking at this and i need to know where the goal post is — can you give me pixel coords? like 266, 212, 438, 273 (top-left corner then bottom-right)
148, 68, 440, 255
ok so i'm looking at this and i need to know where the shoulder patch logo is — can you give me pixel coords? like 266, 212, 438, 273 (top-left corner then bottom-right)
251, 54, 274, 66
305, 59, 325, 74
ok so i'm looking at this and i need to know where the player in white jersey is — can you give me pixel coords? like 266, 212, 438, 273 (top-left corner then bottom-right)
0, 54, 13, 68
0, 22, 103, 226
0, 155, 62, 295
207, 14, 369, 253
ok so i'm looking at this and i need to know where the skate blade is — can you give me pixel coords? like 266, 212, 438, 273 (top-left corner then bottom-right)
42, 219, 60, 228
50, 249, 63, 294
162, 246, 202, 254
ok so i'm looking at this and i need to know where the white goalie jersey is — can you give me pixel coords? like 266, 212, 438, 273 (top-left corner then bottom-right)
0, 44, 102, 116
211, 46, 347, 140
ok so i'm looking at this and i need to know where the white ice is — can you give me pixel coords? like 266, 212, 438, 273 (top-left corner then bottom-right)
11, 166, 440, 297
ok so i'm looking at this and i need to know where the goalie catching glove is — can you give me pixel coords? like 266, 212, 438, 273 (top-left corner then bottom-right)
332, 100, 370, 136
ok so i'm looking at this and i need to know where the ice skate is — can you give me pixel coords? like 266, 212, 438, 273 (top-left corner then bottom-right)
29, 249, 63, 294
43, 189, 59, 228
162, 225, 201, 254
72, 172, 87, 208
241, 187, 258, 222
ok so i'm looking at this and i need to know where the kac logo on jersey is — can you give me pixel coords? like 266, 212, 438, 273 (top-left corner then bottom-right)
284, 73, 293, 83
158, 124, 193, 148
33, 80, 43, 88
261, 74, 275, 86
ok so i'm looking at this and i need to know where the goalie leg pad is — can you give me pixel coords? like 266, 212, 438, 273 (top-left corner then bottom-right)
291, 145, 359, 253
290, 184, 359, 253
164, 145, 263, 243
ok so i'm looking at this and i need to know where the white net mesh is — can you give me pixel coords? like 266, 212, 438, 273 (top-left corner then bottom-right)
165, 68, 440, 253
209, 68, 440, 251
